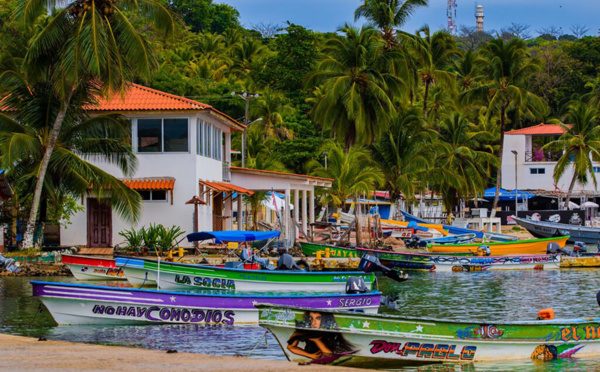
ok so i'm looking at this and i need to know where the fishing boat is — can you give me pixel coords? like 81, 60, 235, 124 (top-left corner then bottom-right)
428, 236, 569, 256
31, 281, 381, 325
513, 216, 600, 244
61, 254, 125, 281
356, 247, 560, 272
401, 210, 484, 239
483, 232, 519, 242
257, 304, 600, 367
300, 242, 358, 258
420, 233, 476, 245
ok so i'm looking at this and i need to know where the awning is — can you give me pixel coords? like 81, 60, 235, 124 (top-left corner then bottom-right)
199, 180, 253, 195
483, 187, 535, 201
122, 177, 175, 190
186, 230, 280, 243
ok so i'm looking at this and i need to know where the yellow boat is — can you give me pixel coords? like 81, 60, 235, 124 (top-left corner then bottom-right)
560, 256, 600, 268
379, 218, 448, 236
428, 236, 569, 255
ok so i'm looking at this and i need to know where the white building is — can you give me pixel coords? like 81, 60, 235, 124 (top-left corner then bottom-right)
61, 84, 331, 248
501, 123, 600, 193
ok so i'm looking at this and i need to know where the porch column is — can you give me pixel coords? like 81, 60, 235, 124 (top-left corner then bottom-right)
224, 193, 233, 230
302, 189, 308, 236
285, 186, 291, 242
294, 189, 300, 222
237, 194, 243, 230
309, 188, 315, 224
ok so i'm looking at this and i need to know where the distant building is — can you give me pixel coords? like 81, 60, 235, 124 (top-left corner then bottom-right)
476, 4, 484, 32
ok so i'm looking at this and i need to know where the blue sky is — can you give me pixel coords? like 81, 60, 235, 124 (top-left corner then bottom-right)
215, 0, 600, 36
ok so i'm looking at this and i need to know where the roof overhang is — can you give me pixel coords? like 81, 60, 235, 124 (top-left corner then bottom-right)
199, 180, 254, 195
230, 167, 332, 189
121, 177, 175, 190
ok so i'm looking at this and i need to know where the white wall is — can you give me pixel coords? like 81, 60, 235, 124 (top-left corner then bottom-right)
61, 112, 234, 247
502, 134, 600, 192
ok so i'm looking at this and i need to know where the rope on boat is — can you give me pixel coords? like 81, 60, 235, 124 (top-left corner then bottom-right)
246, 330, 269, 357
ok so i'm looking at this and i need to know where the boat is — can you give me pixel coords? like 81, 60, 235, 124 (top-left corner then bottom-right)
560, 256, 600, 268
428, 236, 569, 256
483, 232, 519, 242
401, 210, 484, 239
31, 281, 381, 325
356, 247, 560, 272
300, 242, 358, 258
513, 216, 600, 244
420, 233, 476, 245
257, 304, 600, 367
61, 254, 125, 281
116, 256, 375, 292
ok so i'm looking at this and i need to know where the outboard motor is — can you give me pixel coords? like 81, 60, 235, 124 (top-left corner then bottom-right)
597, 290, 600, 307
546, 242, 572, 256
345, 276, 368, 294
573, 241, 587, 256
476, 245, 491, 256
0, 255, 20, 273
277, 253, 304, 271
359, 254, 409, 283
406, 235, 421, 249
239, 248, 252, 262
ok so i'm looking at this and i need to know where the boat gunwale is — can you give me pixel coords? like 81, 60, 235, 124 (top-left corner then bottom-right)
427, 236, 570, 248
355, 247, 557, 260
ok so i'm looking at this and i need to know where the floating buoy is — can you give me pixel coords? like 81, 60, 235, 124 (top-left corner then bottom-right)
537, 308, 555, 320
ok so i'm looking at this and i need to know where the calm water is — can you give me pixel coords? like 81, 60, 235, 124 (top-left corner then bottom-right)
3, 270, 600, 371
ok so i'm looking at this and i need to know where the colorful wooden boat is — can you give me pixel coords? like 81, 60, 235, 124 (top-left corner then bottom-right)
257, 304, 600, 367
560, 256, 600, 268
61, 254, 125, 281
356, 247, 560, 272
428, 236, 569, 256
513, 216, 600, 244
420, 233, 476, 245
116, 256, 375, 292
300, 242, 358, 258
31, 281, 381, 325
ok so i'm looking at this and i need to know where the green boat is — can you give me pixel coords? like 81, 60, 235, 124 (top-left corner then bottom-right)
258, 304, 600, 367
300, 242, 359, 258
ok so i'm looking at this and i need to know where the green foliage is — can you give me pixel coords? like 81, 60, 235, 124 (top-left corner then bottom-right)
119, 224, 185, 254
119, 227, 144, 252
169, 0, 239, 33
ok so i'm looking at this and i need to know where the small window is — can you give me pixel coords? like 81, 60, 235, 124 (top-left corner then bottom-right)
137, 119, 162, 152
530, 168, 546, 174
164, 119, 188, 152
138, 190, 151, 200
138, 190, 168, 201
594, 167, 600, 173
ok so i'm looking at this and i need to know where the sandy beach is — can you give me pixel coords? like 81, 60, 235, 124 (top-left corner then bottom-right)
0, 333, 373, 372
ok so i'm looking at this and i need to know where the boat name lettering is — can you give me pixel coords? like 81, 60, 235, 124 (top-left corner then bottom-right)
332, 275, 370, 283
239, 274, 267, 281
260, 308, 295, 322
91, 305, 235, 324
369, 340, 476, 360
174, 275, 235, 290
560, 325, 600, 341
93, 268, 107, 274
337, 297, 372, 307
106, 268, 124, 277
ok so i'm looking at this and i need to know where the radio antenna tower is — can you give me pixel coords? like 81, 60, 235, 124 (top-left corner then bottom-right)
447, 0, 458, 34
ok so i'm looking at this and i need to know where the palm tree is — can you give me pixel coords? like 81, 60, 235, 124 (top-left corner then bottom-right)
307, 25, 402, 148
308, 140, 383, 210
249, 90, 293, 140
371, 108, 435, 205
462, 37, 545, 217
544, 102, 600, 207
230, 37, 269, 76
401, 26, 458, 117
429, 112, 497, 223
244, 191, 269, 231
453, 49, 481, 92
238, 128, 287, 172
354, 0, 428, 49
9, 0, 175, 247
0, 79, 142, 242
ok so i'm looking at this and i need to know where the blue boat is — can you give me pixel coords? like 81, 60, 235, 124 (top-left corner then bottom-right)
401, 211, 484, 238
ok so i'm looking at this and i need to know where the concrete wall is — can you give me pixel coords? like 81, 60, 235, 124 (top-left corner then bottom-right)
61, 112, 233, 247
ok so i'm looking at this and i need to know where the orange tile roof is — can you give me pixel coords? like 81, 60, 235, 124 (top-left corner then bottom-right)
122, 177, 175, 190
230, 166, 333, 183
200, 180, 254, 195
86, 83, 245, 131
505, 123, 569, 136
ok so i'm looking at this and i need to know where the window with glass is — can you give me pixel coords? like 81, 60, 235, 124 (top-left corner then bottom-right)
530, 168, 546, 174
138, 190, 168, 201
137, 118, 189, 153
196, 120, 223, 161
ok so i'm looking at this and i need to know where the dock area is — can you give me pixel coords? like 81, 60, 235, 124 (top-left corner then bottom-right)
0, 334, 372, 372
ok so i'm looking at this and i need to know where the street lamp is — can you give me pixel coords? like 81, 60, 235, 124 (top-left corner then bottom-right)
511, 150, 518, 215
230, 91, 260, 167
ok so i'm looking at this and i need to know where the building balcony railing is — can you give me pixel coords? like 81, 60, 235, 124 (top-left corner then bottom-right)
525, 150, 562, 162
223, 161, 231, 182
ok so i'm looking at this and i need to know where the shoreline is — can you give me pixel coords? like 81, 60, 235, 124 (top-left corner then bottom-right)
0, 333, 373, 372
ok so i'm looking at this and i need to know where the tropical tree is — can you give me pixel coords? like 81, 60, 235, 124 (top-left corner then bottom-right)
10, 0, 176, 247
308, 140, 383, 210
249, 90, 293, 140
354, 0, 428, 49
429, 112, 497, 223
371, 108, 435, 205
0, 79, 142, 241
307, 25, 402, 148
244, 191, 269, 231
462, 37, 545, 217
453, 49, 481, 92
238, 128, 287, 171
543, 102, 600, 207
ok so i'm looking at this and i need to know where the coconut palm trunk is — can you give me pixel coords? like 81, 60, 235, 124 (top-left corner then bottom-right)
22, 98, 70, 248
565, 172, 578, 210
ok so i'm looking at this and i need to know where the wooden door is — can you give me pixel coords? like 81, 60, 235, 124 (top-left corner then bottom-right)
87, 198, 112, 247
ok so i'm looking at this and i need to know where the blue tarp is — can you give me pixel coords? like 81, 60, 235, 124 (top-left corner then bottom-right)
401, 211, 485, 239
187, 231, 280, 243
482, 187, 535, 201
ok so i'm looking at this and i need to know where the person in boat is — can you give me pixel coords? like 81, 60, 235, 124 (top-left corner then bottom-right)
286, 311, 354, 360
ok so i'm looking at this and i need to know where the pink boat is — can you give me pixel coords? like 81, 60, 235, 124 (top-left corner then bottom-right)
62, 254, 125, 281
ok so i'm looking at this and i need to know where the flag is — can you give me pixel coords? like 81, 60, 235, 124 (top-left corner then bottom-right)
271, 189, 280, 218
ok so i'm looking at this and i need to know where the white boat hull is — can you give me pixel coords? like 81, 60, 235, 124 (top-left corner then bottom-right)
67, 264, 126, 281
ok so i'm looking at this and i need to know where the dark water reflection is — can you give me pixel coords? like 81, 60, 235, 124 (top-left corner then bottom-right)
3, 269, 600, 370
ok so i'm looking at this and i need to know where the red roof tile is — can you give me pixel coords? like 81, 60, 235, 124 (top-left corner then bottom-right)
122, 177, 175, 190
505, 123, 569, 136
199, 180, 253, 195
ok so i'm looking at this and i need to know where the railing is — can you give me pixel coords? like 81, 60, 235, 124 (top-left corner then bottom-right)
222, 161, 231, 182
524, 150, 562, 162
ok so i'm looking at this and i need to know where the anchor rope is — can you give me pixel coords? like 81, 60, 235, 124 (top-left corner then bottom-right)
246, 330, 269, 357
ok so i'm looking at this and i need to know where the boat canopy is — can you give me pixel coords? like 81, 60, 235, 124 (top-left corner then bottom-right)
482, 187, 535, 201
186, 230, 280, 243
